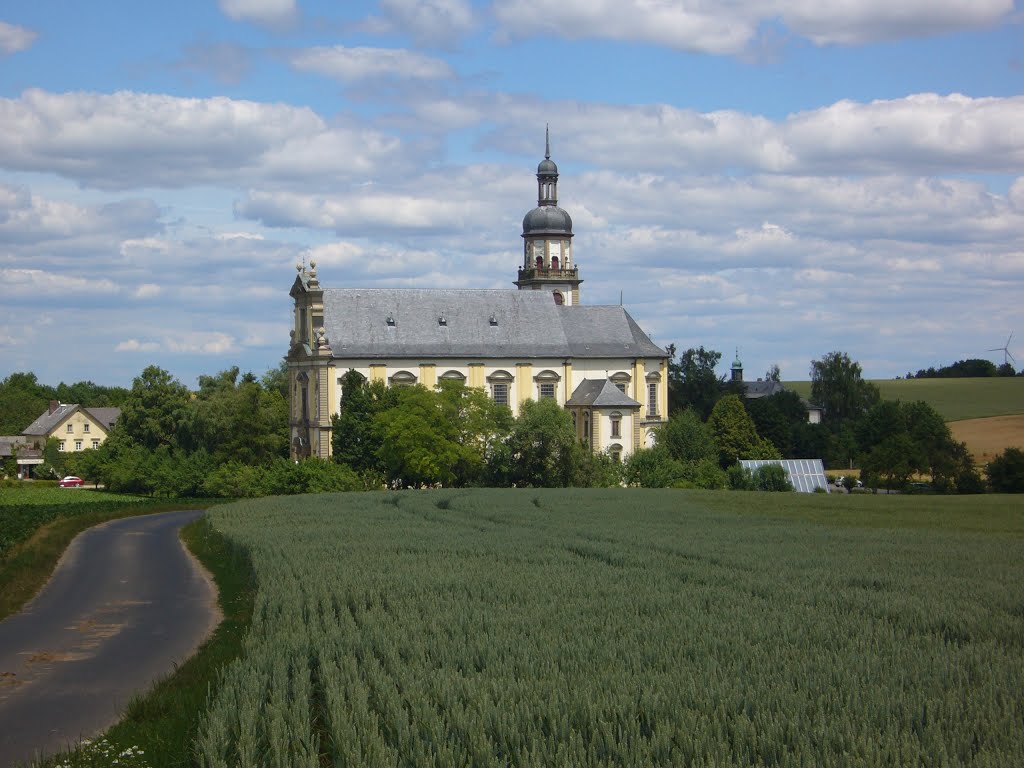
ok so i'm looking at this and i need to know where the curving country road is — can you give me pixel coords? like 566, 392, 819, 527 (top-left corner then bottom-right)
0, 509, 221, 767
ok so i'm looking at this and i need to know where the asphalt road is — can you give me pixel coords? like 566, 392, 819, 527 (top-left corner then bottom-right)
0, 509, 220, 767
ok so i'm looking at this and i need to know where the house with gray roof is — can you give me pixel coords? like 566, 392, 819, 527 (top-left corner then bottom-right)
286, 133, 669, 461
15, 402, 121, 475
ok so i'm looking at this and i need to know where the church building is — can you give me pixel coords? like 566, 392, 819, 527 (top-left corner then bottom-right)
287, 132, 669, 463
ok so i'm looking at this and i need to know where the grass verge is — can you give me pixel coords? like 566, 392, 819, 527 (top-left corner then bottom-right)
28, 516, 255, 768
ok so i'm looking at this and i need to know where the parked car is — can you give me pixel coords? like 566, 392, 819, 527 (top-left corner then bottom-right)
59, 476, 85, 487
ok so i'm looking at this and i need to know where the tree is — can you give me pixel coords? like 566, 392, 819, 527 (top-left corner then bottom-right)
0, 372, 54, 434
765, 364, 781, 382
986, 447, 1024, 493
861, 433, 926, 490
753, 463, 793, 492
623, 446, 686, 488
656, 409, 718, 464
372, 385, 463, 487
190, 367, 288, 465
667, 346, 724, 419
810, 351, 880, 426
435, 380, 514, 486
506, 398, 580, 487
708, 394, 770, 467
117, 366, 192, 451
333, 372, 398, 474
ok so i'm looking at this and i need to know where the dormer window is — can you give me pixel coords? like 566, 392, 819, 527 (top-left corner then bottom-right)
489, 314, 498, 326
386, 314, 396, 326
438, 314, 447, 326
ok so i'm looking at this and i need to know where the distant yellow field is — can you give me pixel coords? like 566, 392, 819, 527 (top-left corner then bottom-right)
949, 415, 1024, 463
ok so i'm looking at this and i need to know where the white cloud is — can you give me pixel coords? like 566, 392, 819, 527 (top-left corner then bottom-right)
492, 0, 1013, 53
0, 21, 37, 55
116, 339, 160, 352
0, 89, 412, 190
371, 0, 476, 48
0, 268, 119, 297
218, 0, 296, 26
166, 331, 236, 355
289, 46, 453, 82
134, 283, 163, 298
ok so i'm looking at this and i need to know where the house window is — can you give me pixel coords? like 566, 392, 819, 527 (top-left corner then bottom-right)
58, 441, 66, 451
492, 383, 509, 406
67, 423, 74, 433
647, 382, 658, 417
91, 439, 100, 449
83, 423, 90, 433
539, 382, 556, 399
583, 412, 590, 440
610, 413, 622, 439
611, 372, 631, 394
440, 370, 466, 383
74, 440, 82, 451
610, 444, 622, 463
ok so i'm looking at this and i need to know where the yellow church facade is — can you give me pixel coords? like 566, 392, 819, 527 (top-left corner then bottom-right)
287, 133, 669, 463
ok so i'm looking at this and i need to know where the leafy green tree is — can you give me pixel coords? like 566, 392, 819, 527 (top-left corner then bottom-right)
118, 366, 192, 451
986, 447, 1024, 493
54, 380, 129, 407
667, 346, 724, 419
708, 394, 767, 467
436, 380, 514, 486
727, 464, 756, 490
0, 372, 55, 434
332, 372, 397, 474
861, 433, 926, 490
190, 367, 288, 465
506, 398, 580, 487
810, 351, 881, 426
572, 448, 624, 488
656, 409, 718, 464
622, 446, 685, 488
373, 385, 463, 487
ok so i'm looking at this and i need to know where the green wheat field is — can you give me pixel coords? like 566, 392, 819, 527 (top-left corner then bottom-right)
197, 488, 1024, 767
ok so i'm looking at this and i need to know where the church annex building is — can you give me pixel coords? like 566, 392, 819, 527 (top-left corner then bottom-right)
287, 133, 670, 463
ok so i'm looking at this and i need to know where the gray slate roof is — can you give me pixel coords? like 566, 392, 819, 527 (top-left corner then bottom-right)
21, 405, 121, 437
741, 380, 787, 399
321, 289, 666, 360
566, 379, 641, 408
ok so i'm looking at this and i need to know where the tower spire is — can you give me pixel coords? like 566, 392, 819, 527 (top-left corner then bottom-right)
545, 123, 550, 160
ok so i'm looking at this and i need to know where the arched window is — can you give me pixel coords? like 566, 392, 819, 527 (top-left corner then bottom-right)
536, 255, 543, 270
439, 370, 466, 383
389, 371, 417, 387
583, 411, 591, 440
645, 371, 662, 417
487, 370, 514, 406
610, 372, 631, 393
552, 291, 564, 306
551, 255, 559, 271
534, 369, 561, 400
609, 444, 623, 463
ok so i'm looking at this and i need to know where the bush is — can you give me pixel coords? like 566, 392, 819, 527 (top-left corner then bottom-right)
753, 463, 793, 492
986, 447, 1024, 493
727, 464, 755, 491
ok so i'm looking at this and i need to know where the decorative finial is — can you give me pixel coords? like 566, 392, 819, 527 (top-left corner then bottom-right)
545, 124, 550, 160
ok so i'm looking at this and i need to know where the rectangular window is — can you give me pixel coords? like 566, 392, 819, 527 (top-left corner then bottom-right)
492, 383, 509, 406
67, 423, 74, 433
614, 383, 626, 393
611, 417, 621, 439
539, 382, 556, 400
83, 423, 90, 433
647, 383, 658, 417
91, 439, 100, 449
74, 440, 82, 451
58, 441, 66, 452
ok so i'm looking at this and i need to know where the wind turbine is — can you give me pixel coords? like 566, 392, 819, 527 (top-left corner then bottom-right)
987, 332, 1016, 366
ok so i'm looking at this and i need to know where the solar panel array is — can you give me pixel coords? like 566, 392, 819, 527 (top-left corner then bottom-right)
740, 459, 831, 493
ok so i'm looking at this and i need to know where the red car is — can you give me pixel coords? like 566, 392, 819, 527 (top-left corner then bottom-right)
59, 476, 85, 488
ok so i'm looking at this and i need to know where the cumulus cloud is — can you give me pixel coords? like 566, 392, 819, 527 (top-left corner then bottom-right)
492, 0, 1013, 53
116, 339, 160, 352
0, 89, 413, 190
289, 46, 453, 82
218, 0, 296, 26
480, 93, 1024, 176
0, 184, 161, 244
0, 21, 36, 55
166, 331, 236, 355
0, 268, 119, 297
134, 283, 163, 298
366, 0, 476, 48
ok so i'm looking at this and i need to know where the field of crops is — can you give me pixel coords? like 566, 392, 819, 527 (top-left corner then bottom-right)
0, 486, 144, 559
783, 377, 1024, 421
199, 489, 1024, 767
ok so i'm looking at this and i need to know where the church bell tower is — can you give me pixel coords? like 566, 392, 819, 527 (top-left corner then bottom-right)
515, 127, 582, 305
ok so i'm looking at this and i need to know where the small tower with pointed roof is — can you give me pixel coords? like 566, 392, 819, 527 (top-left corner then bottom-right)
731, 349, 743, 383
515, 126, 582, 305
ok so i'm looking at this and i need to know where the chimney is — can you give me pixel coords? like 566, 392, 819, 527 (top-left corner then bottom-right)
49, 400, 59, 414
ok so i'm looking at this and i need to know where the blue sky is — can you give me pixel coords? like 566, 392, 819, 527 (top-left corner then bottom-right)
1, 0, 1022, 388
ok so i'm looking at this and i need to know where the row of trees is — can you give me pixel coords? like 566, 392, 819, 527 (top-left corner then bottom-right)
908, 358, 1019, 379
0, 372, 129, 435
